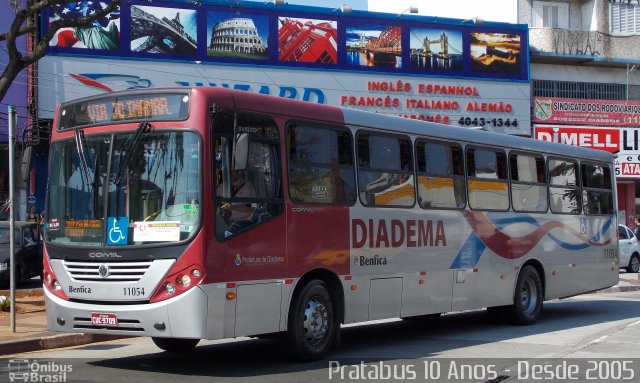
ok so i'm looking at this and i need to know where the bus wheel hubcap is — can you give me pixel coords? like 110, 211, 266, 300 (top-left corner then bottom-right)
521, 279, 537, 314
303, 298, 328, 345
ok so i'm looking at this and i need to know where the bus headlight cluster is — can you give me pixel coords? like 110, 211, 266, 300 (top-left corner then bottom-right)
150, 264, 205, 303
179, 274, 191, 288
52, 281, 62, 292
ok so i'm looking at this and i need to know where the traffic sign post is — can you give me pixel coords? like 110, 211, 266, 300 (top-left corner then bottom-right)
8, 105, 16, 333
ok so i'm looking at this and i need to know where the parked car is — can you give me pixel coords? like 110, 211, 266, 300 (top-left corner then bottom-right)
0, 222, 42, 288
618, 224, 640, 273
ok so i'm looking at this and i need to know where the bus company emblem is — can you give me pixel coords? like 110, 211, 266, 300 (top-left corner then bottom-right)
235, 254, 242, 266
353, 255, 387, 267
98, 264, 110, 279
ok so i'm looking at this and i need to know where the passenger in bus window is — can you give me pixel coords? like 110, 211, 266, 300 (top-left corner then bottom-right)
218, 170, 256, 221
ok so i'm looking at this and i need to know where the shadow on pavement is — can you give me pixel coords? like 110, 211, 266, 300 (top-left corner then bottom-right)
83, 296, 640, 379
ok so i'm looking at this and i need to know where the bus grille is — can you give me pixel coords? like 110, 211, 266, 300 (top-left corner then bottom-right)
62, 261, 152, 282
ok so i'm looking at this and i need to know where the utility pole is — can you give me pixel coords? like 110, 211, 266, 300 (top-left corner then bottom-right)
8, 105, 16, 332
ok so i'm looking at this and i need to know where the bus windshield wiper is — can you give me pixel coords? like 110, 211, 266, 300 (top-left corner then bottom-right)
74, 129, 91, 189
115, 122, 151, 185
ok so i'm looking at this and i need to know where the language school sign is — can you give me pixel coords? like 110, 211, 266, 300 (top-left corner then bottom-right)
533, 97, 640, 127
534, 125, 640, 178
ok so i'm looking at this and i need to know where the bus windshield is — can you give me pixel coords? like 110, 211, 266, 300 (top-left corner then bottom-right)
46, 130, 201, 247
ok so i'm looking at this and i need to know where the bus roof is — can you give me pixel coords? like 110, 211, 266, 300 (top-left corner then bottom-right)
57, 87, 614, 164
222, 87, 615, 164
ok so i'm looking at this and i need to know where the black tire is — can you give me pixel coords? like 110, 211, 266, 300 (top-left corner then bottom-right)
486, 306, 508, 324
627, 254, 640, 273
15, 265, 24, 284
287, 280, 336, 361
505, 265, 543, 325
151, 337, 200, 352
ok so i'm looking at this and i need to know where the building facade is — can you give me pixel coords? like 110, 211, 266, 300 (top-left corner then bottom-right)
519, 0, 640, 228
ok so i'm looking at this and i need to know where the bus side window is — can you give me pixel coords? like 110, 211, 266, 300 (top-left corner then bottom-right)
510, 153, 548, 213
581, 163, 613, 215
548, 158, 580, 214
357, 132, 414, 208
287, 125, 355, 206
466, 147, 509, 211
416, 140, 466, 209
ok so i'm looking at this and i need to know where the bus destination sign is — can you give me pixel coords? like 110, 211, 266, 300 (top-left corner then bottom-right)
58, 93, 190, 130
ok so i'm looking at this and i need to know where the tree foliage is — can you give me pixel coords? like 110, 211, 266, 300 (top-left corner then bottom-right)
0, 0, 121, 102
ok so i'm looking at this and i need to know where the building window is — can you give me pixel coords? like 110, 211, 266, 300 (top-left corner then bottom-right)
533, 1, 569, 29
611, 2, 640, 34
532, 80, 626, 100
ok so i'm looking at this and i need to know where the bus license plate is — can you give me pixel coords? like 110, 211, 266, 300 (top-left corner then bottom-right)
91, 313, 118, 327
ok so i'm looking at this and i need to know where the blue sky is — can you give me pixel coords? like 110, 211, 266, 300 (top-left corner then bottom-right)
282, 0, 516, 23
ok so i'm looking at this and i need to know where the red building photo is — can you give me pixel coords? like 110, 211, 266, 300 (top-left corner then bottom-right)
278, 17, 338, 64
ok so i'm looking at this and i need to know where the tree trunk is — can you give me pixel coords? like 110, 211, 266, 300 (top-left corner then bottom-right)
0, 57, 25, 103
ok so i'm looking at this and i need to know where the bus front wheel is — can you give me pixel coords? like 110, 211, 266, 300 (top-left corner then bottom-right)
507, 265, 543, 325
287, 279, 336, 361
151, 337, 200, 352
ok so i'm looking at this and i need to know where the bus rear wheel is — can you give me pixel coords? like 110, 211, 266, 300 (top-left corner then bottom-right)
506, 265, 543, 325
151, 337, 200, 352
287, 279, 336, 361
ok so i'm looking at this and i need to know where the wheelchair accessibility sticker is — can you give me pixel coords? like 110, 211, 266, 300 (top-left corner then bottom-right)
107, 217, 129, 246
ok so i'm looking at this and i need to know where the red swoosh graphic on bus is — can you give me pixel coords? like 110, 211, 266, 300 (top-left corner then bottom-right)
70, 73, 113, 92
462, 211, 611, 259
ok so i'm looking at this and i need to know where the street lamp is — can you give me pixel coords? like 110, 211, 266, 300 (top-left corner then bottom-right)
462, 16, 484, 25
396, 6, 418, 17
332, 4, 352, 14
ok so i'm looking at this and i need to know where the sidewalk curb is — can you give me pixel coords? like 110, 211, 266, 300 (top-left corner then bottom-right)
597, 285, 640, 294
0, 289, 44, 299
0, 334, 127, 356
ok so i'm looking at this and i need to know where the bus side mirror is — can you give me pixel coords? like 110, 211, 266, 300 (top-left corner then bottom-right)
233, 133, 249, 171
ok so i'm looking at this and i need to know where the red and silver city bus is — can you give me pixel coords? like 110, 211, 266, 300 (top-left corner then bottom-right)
43, 87, 618, 360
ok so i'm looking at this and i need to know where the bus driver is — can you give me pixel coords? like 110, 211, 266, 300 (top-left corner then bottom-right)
217, 169, 256, 234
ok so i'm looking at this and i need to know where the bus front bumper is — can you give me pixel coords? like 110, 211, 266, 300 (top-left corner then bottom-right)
44, 286, 208, 339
